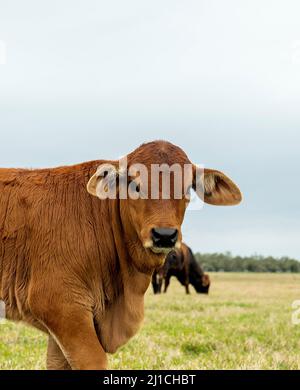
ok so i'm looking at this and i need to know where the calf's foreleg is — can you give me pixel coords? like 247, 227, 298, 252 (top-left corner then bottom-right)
31, 297, 108, 370
47, 335, 71, 370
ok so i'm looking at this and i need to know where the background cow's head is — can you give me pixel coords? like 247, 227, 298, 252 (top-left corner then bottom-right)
191, 273, 211, 294
87, 141, 242, 272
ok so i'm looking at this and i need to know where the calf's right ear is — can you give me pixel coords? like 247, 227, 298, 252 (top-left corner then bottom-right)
87, 163, 119, 198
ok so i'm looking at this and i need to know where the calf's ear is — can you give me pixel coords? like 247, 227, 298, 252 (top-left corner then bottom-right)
87, 163, 119, 198
193, 165, 242, 206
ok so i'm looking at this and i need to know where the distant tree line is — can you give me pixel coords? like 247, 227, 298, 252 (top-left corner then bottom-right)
195, 252, 300, 273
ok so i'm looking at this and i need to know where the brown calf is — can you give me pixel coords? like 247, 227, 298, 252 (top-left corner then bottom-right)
0, 140, 241, 369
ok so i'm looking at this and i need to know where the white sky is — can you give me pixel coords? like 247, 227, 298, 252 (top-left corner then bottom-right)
0, 0, 300, 258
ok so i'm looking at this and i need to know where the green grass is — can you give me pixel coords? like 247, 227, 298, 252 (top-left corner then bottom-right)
1, 273, 300, 369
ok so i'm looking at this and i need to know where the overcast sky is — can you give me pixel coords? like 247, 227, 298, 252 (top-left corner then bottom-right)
0, 1, 299, 258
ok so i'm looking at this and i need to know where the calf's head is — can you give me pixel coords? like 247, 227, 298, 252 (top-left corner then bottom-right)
87, 141, 242, 272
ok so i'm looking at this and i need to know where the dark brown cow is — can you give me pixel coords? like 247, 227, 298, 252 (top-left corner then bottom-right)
0, 140, 241, 369
152, 243, 211, 295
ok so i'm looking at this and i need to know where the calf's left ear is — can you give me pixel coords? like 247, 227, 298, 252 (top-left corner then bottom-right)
193, 165, 242, 206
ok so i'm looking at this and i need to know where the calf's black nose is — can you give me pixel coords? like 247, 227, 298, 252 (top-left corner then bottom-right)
152, 228, 178, 248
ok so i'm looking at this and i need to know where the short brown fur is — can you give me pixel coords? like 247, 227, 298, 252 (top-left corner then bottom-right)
0, 140, 241, 369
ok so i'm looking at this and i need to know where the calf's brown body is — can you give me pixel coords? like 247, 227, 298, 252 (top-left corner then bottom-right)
0, 160, 123, 368
0, 141, 241, 369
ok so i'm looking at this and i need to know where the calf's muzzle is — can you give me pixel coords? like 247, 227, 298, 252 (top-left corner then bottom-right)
151, 228, 178, 248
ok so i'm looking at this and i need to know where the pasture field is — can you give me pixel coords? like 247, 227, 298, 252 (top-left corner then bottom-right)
1, 273, 300, 370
